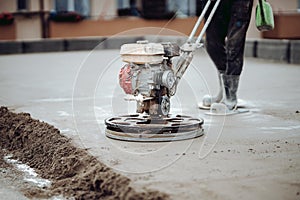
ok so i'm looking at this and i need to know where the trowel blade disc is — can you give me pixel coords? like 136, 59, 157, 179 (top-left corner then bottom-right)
104, 114, 204, 142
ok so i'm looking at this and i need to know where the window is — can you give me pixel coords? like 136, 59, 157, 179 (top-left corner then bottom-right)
117, 0, 140, 17
74, 0, 90, 17
17, 0, 28, 11
54, 0, 90, 17
167, 0, 196, 17
117, 0, 130, 9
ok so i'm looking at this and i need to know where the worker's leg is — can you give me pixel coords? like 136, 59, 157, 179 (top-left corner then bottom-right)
221, 0, 253, 110
205, 0, 230, 72
226, 0, 253, 75
201, 0, 230, 107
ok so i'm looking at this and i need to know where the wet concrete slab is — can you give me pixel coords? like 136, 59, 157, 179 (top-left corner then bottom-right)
0, 181, 28, 200
0, 50, 300, 199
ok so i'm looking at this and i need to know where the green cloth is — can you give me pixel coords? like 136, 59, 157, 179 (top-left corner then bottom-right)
255, 0, 275, 31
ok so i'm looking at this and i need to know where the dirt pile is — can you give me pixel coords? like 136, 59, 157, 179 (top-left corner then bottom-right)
0, 106, 169, 200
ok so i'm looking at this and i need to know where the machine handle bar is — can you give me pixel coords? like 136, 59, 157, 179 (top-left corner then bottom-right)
187, 0, 221, 46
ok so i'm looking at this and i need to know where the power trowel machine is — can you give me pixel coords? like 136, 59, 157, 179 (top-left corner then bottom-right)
105, 0, 221, 142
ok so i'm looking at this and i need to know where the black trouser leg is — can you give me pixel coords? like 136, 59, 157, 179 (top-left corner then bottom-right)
226, 0, 253, 75
205, 0, 253, 75
205, 0, 230, 72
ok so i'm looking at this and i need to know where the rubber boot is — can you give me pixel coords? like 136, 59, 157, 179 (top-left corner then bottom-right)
221, 74, 239, 110
202, 71, 224, 107
208, 75, 249, 115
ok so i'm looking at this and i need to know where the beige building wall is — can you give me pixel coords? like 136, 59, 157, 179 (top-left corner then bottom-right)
15, 17, 41, 40
269, 0, 298, 12
0, 1, 16, 12
247, 0, 298, 38
91, 0, 117, 20
0, 0, 50, 12
0, 0, 299, 40
0, 0, 44, 40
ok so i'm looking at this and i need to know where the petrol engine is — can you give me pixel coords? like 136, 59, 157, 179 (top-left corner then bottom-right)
119, 40, 180, 116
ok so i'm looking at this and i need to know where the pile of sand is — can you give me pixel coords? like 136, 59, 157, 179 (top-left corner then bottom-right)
0, 106, 168, 199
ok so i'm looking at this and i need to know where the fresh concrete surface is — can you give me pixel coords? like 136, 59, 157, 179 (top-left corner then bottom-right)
0, 50, 300, 200
0, 181, 28, 200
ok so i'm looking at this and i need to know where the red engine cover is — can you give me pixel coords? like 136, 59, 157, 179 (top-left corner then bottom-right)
119, 64, 133, 94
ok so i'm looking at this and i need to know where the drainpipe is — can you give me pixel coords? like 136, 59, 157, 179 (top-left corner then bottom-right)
39, 0, 47, 38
